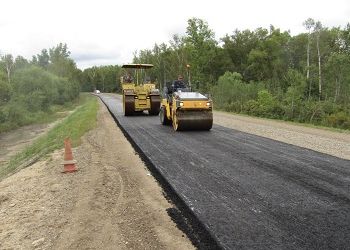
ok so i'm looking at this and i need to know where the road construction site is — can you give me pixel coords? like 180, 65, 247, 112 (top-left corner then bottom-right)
100, 93, 350, 250
1, 93, 349, 249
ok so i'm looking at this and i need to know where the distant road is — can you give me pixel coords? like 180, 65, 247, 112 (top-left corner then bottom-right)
100, 94, 350, 250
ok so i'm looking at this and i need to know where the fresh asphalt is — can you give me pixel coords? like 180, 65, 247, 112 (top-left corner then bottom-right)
100, 94, 350, 250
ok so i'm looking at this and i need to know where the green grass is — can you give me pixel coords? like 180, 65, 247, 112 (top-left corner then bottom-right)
0, 94, 99, 180
0, 93, 92, 134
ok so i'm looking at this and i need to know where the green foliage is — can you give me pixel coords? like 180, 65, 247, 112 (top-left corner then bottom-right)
212, 71, 264, 112
80, 65, 121, 92
0, 44, 81, 133
245, 90, 282, 118
0, 78, 11, 105
282, 69, 307, 120
325, 112, 350, 129
131, 17, 350, 129
0, 95, 98, 179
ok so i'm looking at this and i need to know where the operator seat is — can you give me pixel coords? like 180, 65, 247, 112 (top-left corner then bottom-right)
172, 80, 186, 91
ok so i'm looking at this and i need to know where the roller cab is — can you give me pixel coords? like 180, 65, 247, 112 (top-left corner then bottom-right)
121, 64, 160, 116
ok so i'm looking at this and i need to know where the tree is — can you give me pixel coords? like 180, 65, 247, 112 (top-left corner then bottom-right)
14, 56, 29, 70
0, 77, 11, 104
185, 18, 218, 90
314, 21, 323, 100
325, 52, 350, 103
37, 49, 50, 69
283, 69, 307, 119
222, 29, 263, 78
170, 34, 188, 75
246, 49, 269, 81
1, 54, 14, 84
303, 18, 315, 81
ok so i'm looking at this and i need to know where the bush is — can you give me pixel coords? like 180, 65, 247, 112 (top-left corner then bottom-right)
0, 108, 6, 123
325, 111, 350, 129
0, 65, 80, 132
5, 103, 28, 126
0, 80, 11, 105
245, 100, 260, 115
212, 71, 264, 111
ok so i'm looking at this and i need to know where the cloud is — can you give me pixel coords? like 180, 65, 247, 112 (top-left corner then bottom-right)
71, 50, 122, 69
72, 52, 118, 62
1, 0, 349, 69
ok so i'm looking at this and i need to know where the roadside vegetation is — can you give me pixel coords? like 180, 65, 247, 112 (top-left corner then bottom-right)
108, 18, 349, 130
0, 43, 81, 133
0, 94, 98, 179
80, 65, 121, 93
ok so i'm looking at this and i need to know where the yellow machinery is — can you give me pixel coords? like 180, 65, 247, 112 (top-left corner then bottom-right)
121, 64, 160, 116
159, 80, 213, 131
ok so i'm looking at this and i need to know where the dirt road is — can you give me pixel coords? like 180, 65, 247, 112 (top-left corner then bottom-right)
0, 124, 54, 166
0, 100, 194, 249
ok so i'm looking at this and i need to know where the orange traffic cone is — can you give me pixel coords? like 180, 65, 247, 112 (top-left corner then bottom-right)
62, 137, 77, 173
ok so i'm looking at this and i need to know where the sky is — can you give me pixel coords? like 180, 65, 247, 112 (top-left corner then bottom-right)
0, 0, 349, 69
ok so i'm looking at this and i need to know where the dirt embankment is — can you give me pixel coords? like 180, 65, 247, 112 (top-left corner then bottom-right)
0, 100, 193, 250
0, 124, 53, 166
214, 111, 350, 160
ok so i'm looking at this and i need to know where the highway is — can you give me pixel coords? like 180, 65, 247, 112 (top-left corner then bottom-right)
100, 94, 350, 250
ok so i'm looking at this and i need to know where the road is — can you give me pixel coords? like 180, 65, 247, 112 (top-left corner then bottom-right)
100, 94, 350, 250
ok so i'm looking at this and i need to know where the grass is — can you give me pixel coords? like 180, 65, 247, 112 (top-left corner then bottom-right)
0, 94, 92, 134
0, 94, 99, 180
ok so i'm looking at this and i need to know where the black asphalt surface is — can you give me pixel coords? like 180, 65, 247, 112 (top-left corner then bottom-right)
100, 94, 350, 250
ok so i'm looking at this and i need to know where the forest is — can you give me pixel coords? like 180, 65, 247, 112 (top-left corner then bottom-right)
85, 18, 350, 129
2, 17, 350, 131
0, 43, 80, 132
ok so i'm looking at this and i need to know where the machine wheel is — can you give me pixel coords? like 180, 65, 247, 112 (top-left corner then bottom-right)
123, 95, 135, 116
172, 112, 180, 131
160, 106, 171, 125
149, 95, 160, 115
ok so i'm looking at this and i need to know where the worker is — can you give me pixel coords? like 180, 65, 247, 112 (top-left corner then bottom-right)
124, 73, 133, 83
144, 76, 151, 83
173, 75, 186, 91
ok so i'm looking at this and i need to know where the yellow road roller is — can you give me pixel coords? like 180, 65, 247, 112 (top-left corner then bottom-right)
159, 79, 213, 131
121, 64, 160, 116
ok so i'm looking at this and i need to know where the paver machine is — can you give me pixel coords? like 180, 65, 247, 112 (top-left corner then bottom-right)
159, 76, 213, 131
121, 64, 160, 116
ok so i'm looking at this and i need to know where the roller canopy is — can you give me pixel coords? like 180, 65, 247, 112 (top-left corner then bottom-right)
122, 64, 154, 69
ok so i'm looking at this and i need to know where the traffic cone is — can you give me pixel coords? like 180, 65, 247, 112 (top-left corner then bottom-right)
62, 137, 77, 173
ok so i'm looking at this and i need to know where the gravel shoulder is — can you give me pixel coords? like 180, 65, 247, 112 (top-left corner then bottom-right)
0, 100, 193, 250
214, 111, 350, 160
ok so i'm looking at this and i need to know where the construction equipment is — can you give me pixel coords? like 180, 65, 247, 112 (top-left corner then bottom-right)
160, 78, 213, 131
121, 64, 160, 116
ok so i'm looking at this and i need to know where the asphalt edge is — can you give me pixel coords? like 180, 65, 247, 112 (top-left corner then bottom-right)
97, 95, 222, 250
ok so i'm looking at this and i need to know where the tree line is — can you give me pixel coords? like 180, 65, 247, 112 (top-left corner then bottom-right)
129, 18, 350, 129
0, 43, 80, 132
80, 65, 121, 93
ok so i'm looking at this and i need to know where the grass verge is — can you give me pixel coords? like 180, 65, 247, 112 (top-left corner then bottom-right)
0, 94, 99, 180
0, 93, 92, 134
